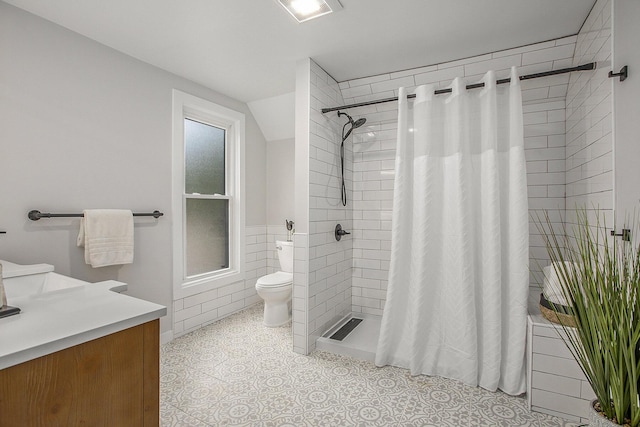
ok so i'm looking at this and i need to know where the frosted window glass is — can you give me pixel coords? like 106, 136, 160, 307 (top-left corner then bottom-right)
186, 199, 229, 276
184, 118, 225, 195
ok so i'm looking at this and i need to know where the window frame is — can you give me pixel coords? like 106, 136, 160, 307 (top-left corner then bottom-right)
172, 90, 245, 299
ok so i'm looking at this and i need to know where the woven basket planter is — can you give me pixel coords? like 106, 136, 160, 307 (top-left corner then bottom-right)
588, 400, 629, 427
539, 293, 577, 328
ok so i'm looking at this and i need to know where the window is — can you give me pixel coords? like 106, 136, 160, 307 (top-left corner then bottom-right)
172, 90, 245, 299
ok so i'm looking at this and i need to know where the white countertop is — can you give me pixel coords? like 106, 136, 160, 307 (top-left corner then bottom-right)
0, 280, 166, 370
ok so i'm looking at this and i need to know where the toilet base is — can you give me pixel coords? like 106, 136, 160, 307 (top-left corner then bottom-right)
262, 300, 291, 327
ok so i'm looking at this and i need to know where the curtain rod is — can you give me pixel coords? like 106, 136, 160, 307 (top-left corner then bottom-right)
321, 62, 596, 114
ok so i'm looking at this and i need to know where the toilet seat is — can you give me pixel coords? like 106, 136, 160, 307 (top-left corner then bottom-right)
256, 271, 293, 288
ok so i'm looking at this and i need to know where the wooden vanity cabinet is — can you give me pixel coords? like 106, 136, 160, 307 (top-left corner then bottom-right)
0, 320, 159, 427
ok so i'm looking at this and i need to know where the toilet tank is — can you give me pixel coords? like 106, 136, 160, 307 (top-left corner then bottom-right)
275, 241, 294, 273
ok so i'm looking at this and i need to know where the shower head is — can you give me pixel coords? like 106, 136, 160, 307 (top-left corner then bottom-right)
338, 111, 367, 140
353, 118, 366, 128
336, 111, 367, 207
337, 111, 366, 128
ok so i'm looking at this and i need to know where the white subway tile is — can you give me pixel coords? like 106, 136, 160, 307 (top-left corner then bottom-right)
527, 185, 547, 198
414, 66, 464, 86
547, 160, 565, 172
361, 288, 387, 300
201, 294, 232, 312
524, 122, 565, 138
493, 40, 557, 58
527, 172, 565, 186
218, 300, 246, 318
174, 304, 202, 322
547, 109, 565, 123
523, 100, 566, 114
348, 73, 390, 88
552, 58, 574, 70
548, 84, 569, 98
464, 54, 522, 77
530, 389, 589, 419
183, 288, 218, 308
532, 371, 582, 397
341, 84, 373, 99
183, 308, 219, 331
526, 161, 547, 173
581, 381, 597, 400
524, 111, 548, 125
522, 87, 550, 103
532, 335, 574, 359
524, 136, 548, 149
556, 35, 578, 46
390, 64, 437, 79
528, 197, 565, 210
438, 54, 492, 69
548, 135, 566, 147
521, 74, 570, 91
518, 61, 555, 77
370, 76, 416, 94
522, 44, 576, 65
525, 147, 565, 161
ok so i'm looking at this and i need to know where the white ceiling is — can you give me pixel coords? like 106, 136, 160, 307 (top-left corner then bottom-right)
5, 0, 595, 105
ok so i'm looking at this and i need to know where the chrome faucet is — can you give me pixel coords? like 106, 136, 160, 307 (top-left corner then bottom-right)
285, 219, 295, 242
0, 263, 21, 318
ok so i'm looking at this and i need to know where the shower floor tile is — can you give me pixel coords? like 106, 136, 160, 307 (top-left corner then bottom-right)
316, 312, 381, 361
160, 303, 579, 426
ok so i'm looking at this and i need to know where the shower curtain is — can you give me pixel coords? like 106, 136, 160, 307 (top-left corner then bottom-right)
375, 67, 529, 395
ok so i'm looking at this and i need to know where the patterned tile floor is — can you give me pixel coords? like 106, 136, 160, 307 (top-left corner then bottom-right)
161, 303, 579, 426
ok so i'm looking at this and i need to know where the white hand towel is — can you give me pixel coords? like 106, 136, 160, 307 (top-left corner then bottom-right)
77, 209, 134, 268
543, 261, 578, 307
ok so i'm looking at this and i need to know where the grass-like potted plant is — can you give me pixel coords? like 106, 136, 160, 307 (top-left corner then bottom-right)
536, 209, 639, 427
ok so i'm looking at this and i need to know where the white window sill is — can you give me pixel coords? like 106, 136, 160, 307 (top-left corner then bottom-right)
174, 269, 245, 299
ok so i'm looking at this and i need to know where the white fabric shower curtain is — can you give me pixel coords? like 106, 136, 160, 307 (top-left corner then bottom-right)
375, 67, 529, 395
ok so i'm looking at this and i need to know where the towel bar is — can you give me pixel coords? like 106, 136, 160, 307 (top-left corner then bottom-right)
28, 210, 164, 221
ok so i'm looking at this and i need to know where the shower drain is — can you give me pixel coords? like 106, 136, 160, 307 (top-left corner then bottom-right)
329, 318, 363, 341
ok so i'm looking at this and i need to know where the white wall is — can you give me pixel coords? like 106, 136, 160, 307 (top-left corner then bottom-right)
293, 58, 311, 354
306, 60, 353, 352
294, 57, 358, 354
294, 58, 354, 354
266, 138, 295, 274
565, 0, 613, 227
0, 3, 267, 336
266, 138, 295, 227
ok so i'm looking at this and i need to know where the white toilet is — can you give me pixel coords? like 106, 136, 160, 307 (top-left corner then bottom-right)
255, 240, 293, 327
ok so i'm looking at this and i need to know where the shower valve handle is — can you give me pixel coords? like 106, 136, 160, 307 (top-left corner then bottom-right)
335, 224, 350, 241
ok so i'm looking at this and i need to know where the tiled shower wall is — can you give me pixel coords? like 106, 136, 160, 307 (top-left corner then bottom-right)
305, 60, 354, 351
566, 0, 613, 225
339, 36, 582, 314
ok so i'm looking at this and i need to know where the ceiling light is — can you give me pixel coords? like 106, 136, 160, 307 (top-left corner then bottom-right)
277, 0, 343, 23
291, 0, 321, 15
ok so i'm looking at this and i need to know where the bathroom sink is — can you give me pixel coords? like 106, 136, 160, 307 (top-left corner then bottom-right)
0, 258, 165, 373
1, 260, 85, 299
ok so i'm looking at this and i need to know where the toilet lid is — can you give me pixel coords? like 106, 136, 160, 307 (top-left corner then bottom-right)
256, 271, 293, 287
